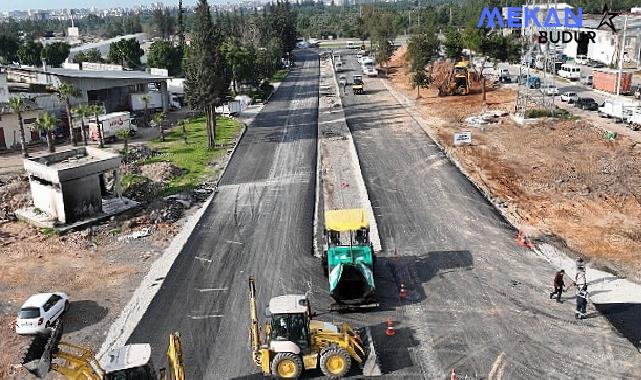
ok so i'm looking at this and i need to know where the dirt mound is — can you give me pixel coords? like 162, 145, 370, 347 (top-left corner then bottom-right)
388, 50, 641, 279
139, 162, 183, 184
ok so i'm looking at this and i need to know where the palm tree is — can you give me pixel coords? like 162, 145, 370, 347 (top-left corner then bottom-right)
73, 104, 92, 146
153, 112, 167, 142
35, 112, 58, 153
56, 83, 80, 146
142, 94, 150, 128
8, 96, 29, 157
116, 128, 130, 161
89, 104, 105, 148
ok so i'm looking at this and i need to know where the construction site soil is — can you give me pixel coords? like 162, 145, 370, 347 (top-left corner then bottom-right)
0, 143, 218, 378
388, 47, 641, 281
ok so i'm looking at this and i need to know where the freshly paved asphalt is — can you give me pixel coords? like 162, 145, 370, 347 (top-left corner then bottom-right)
336, 50, 641, 378
127, 50, 327, 379
126, 47, 641, 379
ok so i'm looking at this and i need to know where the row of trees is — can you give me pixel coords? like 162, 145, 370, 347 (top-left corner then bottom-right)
183, 0, 297, 149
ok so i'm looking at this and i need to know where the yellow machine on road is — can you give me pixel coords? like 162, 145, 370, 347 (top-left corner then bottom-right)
248, 277, 367, 378
23, 320, 184, 380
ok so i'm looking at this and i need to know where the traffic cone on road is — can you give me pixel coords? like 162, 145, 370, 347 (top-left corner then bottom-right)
385, 319, 396, 336
399, 283, 407, 299
450, 368, 457, 380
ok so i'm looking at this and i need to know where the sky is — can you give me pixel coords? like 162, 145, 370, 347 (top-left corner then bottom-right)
0, 1, 202, 12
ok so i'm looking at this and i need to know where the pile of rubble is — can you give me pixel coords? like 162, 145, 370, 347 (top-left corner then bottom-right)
139, 162, 184, 184
0, 175, 32, 222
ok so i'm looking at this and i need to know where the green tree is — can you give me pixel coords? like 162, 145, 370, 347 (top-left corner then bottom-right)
152, 112, 167, 142
147, 41, 182, 76
153, 7, 175, 40
17, 41, 43, 66
407, 32, 439, 97
116, 128, 130, 161
41, 42, 70, 67
185, 0, 230, 149
35, 112, 58, 153
0, 34, 19, 64
72, 48, 103, 64
142, 94, 150, 128
444, 29, 463, 58
73, 104, 92, 146
375, 40, 394, 74
56, 83, 80, 146
8, 97, 29, 157
108, 38, 144, 69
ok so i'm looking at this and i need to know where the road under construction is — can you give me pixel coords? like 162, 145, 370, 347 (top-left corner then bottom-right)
31, 49, 641, 379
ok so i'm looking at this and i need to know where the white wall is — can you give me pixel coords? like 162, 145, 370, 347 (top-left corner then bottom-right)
29, 179, 66, 223
0, 110, 40, 148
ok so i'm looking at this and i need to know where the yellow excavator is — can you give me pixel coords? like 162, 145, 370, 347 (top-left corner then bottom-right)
22, 320, 184, 380
249, 277, 368, 378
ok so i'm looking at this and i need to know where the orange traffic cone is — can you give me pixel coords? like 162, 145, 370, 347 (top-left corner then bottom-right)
385, 319, 396, 336
450, 368, 457, 380
399, 283, 407, 299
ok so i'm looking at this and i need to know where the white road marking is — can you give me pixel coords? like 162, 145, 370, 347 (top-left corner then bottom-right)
188, 314, 224, 320
488, 352, 506, 380
195, 256, 212, 263
226, 240, 243, 245
195, 288, 228, 292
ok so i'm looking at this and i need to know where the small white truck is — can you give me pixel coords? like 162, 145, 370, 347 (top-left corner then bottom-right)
215, 100, 241, 116
598, 100, 636, 122
130, 91, 163, 113
88, 111, 135, 142
626, 107, 641, 130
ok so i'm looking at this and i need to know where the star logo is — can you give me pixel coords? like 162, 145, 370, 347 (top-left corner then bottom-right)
597, 5, 619, 33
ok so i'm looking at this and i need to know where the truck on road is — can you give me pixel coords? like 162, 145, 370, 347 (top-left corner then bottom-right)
352, 75, 364, 95
323, 208, 377, 309
130, 91, 163, 114
88, 111, 136, 142
598, 100, 636, 122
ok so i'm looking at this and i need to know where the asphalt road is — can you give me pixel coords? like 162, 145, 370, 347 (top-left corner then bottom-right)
337, 50, 641, 378
127, 50, 328, 378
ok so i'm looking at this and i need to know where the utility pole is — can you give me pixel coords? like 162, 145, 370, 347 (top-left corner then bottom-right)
615, 15, 628, 97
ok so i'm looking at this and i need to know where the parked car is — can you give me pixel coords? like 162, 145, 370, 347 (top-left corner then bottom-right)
588, 59, 606, 68
541, 84, 559, 96
16, 292, 69, 335
561, 91, 578, 103
574, 55, 588, 65
559, 64, 581, 81
580, 75, 593, 86
575, 97, 599, 111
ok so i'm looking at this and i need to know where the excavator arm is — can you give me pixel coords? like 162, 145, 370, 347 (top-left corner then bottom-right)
248, 277, 272, 375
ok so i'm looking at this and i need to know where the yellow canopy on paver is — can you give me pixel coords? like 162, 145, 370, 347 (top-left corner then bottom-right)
324, 208, 369, 231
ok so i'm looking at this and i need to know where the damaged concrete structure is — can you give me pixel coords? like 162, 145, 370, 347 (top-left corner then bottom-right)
18, 146, 137, 229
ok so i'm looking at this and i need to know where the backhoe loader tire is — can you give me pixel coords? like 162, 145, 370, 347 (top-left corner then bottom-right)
320, 347, 351, 378
271, 352, 303, 378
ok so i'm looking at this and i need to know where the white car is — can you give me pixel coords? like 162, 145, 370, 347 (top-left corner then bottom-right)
542, 84, 559, 96
364, 68, 377, 77
560, 91, 578, 103
338, 75, 347, 87
16, 292, 69, 335
356, 54, 363, 63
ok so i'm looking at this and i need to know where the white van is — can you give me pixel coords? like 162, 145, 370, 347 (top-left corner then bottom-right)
559, 64, 581, 81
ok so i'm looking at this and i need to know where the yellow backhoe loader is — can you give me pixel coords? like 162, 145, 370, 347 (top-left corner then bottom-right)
22, 320, 184, 380
248, 276, 368, 378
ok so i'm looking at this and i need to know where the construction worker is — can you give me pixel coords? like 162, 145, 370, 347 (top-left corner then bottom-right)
550, 269, 566, 303
575, 260, 587, 288
575, 284, 589, 319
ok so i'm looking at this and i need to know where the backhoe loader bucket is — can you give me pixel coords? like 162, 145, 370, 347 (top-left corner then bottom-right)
22, 319, 63, 378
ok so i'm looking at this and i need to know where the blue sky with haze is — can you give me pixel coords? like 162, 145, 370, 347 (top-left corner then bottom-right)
1, 1, 200, 12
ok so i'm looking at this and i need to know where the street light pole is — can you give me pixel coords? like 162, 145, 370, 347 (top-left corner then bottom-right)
615, 15, 628, 97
